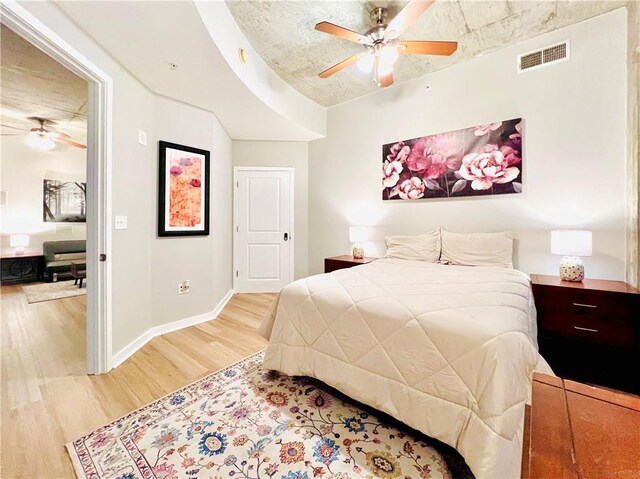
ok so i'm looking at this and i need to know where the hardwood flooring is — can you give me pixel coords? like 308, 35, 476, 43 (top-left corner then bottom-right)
0, 285, 273, 478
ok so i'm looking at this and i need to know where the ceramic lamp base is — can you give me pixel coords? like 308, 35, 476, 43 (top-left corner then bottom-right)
352, 243, 364, 259
559, 256, 584, 282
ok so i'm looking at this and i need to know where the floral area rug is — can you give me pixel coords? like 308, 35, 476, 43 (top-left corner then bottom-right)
67, 351, 473, 479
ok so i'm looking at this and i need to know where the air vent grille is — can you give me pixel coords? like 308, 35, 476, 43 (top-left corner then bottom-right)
518, 41, 569, 72
520, 51, 542, 70
543, 43, 567, 63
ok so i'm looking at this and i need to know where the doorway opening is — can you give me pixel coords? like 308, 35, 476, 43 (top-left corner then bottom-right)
1, 3, 112, 374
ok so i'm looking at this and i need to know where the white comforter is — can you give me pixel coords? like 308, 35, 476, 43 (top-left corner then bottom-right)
258, 259, 553, 478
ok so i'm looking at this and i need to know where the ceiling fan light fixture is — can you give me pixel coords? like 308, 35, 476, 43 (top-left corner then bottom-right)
27, 133, 55, 151
356, 53, 375, 73
379, 45, 399, 66
377, 62, 394, 77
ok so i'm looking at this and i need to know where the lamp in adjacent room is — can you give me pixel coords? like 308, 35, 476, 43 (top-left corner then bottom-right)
10, 234, 30, 255
550, 230, 592, 282
349, 226, 371, 259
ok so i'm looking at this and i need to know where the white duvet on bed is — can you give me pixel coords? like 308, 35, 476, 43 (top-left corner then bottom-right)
258, 258, 553, 479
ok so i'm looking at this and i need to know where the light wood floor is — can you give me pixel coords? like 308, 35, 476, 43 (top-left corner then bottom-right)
1, 285, 273, 479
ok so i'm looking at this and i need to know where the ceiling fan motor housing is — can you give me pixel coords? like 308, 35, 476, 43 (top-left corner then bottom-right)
366, 7, 388, 43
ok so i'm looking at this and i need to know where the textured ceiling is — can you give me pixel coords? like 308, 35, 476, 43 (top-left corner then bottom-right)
0, 26, 87, 143
227, 0, 628, 106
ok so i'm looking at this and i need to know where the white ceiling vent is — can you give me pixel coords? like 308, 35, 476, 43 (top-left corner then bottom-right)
518, 40, 569, 73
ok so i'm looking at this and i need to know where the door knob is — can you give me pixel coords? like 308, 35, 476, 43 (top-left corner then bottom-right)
284, 232, 289, 241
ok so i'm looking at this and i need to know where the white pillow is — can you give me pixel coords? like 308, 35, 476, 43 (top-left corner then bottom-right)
440, 229, 513, 268
384, 230, 440, 262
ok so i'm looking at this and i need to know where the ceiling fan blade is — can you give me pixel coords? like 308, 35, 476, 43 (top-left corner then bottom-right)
385, 0, 436, 40
0, 133, 27, 136
45, 130, 71, 139
1, 123, 26, 132
315, 21, 369, 44
380, 73, 394, 88
318, 53, 365, 78
399, 40, 458, 56
55, 137, 87, 149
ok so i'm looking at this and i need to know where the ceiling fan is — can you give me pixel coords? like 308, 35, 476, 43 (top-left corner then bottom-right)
315, 0, 458, 87
1, 117, 86, 150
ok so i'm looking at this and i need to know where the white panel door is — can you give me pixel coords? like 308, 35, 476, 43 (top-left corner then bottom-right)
236, 169, 292, 292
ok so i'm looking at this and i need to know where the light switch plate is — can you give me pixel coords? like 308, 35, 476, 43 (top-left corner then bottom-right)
138, 130, 147, 146
114, 215, 128, 230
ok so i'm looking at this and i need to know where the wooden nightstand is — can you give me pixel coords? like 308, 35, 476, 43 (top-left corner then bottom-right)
522, 373, 640, 479
324, 255, 377, 273
531, 274, 640, 393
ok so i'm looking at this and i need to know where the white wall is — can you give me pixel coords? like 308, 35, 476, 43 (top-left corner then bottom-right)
232, 141, 309, 280
152, 96, 233, 327
0, 137, 86, 253
309, 9, 628, 280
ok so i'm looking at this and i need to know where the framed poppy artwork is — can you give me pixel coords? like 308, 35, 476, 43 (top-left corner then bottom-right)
382, 118, 523, 200
158, 141, 210, 237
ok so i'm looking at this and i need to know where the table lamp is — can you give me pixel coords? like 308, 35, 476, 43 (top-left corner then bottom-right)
550, 230, 592, 282
349, 226, 371, 259
10, 234, 30, 255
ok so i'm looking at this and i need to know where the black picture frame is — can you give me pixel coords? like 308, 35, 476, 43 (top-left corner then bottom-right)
158, 140, 210, 237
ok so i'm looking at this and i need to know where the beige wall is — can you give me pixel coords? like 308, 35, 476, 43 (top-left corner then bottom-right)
308, 9, 629, 281
232, 141, 309, 280
151, 96, 233, 327
0, 136, 87, 254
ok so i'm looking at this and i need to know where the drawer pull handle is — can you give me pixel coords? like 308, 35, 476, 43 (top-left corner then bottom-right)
573, 326, 598, 333
573, 302, 597, 309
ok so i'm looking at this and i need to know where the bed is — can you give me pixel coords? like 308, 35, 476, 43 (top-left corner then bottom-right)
258, 257, 553, 479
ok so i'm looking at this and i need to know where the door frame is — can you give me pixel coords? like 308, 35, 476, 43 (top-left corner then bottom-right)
1, 1, 113, 374
233, 166, 295, 292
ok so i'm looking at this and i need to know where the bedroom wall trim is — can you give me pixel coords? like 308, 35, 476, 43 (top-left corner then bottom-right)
111, 289, 235, 368
0, 0, 114, 374
627, 1, 639, 288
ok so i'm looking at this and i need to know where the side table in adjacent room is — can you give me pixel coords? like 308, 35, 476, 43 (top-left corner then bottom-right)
0, 252, 44, 285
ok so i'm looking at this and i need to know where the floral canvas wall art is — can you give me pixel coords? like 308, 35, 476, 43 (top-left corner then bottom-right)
158, 141, 210, 237
382, 118, 523, 200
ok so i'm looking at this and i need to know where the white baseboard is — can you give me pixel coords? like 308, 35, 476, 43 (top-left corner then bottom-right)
111, 289, 235, 369
111, 329, 153, 369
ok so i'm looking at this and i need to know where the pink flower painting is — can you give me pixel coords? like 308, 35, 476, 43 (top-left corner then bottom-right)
169, 156, 203, 227
382, 118, 522, 200
159, 141, 210, 237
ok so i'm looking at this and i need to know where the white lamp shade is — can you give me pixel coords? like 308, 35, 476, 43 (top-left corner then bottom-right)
10, 234, 30, 247
349, 226, 371, 243
550, 230, 592, 257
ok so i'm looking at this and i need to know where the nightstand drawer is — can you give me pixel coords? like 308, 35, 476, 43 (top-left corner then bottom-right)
539, 310, 636, 348
534, 287, 634, 319
324, 259, 353, 273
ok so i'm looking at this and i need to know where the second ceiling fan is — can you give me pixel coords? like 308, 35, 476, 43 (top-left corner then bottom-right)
315, 0, 457, 87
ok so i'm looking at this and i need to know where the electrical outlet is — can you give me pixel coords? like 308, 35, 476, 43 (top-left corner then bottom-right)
177, 280, 190, 295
